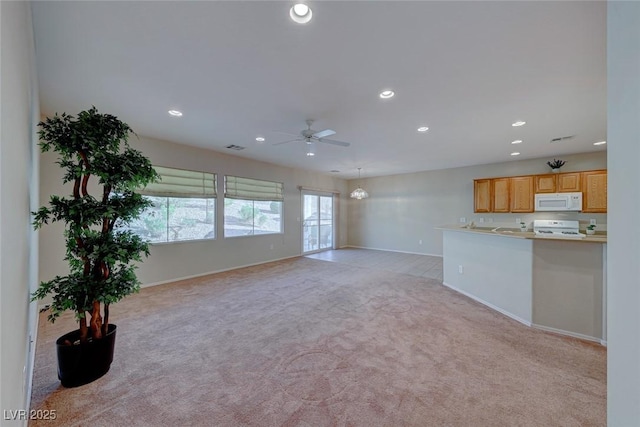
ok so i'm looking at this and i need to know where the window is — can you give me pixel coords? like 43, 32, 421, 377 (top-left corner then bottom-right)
126, 166, 216, 243
224, 175, 283, 237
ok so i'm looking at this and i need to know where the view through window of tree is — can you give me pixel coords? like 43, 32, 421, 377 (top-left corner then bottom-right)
224, 199, 282, 236
121, 166, 217, 243
224, 175, 284, 237
128, 196, 216, 243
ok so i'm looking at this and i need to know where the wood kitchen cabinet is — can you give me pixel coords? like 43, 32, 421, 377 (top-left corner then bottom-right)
492, 178, 510, 213
535, 175, 556, 193
557, 172, 582, 192
473, 168, 606, 213
510, 176, 534, 212
582, 170, 607, 212
474, 179, 492, 213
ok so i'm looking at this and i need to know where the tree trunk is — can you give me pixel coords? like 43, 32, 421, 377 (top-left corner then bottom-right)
79, 315, 89, 343
102, 304, 110, 336
89, 300, 103, 340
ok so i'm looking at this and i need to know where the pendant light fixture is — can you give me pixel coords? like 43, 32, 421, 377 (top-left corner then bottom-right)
350, 168, 369, 200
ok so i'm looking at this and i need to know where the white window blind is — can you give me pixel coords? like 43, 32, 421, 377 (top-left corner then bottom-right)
224, 175, 284, 201
139, 166, 216, 198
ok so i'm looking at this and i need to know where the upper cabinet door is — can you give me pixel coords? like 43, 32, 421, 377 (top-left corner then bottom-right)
582, 170, 607, 212
492, 178, 511, 213
474, 179, 492, 213
557, 172, 582, 192
510, 176, 534, 212
535, 175, 557, 193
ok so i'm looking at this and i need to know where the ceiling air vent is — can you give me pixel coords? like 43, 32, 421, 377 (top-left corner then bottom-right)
225, 144, 245, 151
550, 135, 575, 143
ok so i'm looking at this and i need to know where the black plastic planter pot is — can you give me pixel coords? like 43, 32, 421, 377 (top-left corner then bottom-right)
56, 324, 117, 388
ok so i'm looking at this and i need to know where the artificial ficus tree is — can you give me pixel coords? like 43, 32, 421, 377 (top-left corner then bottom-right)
32, 107, 159, 343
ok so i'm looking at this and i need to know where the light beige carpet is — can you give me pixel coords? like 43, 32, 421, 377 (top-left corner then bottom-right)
29, 257, 606, 426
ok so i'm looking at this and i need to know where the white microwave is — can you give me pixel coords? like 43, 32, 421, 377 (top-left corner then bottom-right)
534, 192, 583, 211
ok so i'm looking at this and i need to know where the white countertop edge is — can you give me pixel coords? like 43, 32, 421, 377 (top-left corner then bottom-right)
436, 225, 607, 243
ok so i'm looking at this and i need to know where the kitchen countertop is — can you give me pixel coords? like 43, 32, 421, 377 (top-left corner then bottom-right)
436, 225, 607, 243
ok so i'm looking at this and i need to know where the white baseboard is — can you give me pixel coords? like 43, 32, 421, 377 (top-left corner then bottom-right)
343, 245, 443, 258
531, 323, 604, 345
442, 281, 606, 346
25, 307, 39, 414
36, 254, 305, 309
140, 254, 302, 288
441, 281, 532, 327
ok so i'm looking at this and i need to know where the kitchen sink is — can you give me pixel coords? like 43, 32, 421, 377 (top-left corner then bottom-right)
490, 227, 521, 233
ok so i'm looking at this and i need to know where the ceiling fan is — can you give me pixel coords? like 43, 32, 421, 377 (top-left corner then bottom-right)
273, 120, 351, 147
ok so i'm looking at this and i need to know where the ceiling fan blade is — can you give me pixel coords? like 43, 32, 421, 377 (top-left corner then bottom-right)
273, 138, 301, 146
318, 138, 350, 147
312, 129, 336, 139
273, 130, 302, 137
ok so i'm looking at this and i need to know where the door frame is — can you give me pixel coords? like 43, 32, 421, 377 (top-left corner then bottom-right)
301, 190, 336, 255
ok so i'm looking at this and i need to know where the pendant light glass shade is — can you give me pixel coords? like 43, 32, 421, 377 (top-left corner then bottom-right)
350, 187, 369, 200
350, 168, 369, 200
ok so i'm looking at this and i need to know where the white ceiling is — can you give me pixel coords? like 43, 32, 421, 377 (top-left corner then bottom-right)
31, 1, 606, 179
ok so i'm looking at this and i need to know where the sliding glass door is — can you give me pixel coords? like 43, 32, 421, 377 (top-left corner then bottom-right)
302, 193, 334, 254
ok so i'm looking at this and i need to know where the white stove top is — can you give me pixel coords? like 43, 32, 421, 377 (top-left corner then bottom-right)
533, 220, 585, 239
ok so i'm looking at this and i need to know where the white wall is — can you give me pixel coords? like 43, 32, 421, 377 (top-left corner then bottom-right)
607, 1, 640, 424
348, 151, 606, 256
38, 135, 349, 287
0, 1, 40, 423
442, 230, 533, 324
532, 239, 604, 341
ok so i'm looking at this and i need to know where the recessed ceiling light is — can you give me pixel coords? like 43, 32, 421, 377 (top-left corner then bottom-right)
168, 110, 183, 117
379, 90, 395, 99
330, 170, 340, 173
593, 141, 607, 146
290, 3, 312, 24
511, 140, 522, 144
512, 121, 526, 127
255, 136, 265, 142
510, 152, 521, 156
417, 126, 429, 132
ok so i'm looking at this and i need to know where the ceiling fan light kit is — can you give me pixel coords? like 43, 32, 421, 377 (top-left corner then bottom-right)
350, 168, 369, 200
306, 143, 316, 157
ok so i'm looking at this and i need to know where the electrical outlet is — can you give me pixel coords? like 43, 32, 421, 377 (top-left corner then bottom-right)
270, 244, 274, 250
458, 265, 464, 274
487, 218, 494, 223
419, 239, 423, 245
515, 218, 521, 223
479, 217, 484, 223
459, 217, 466, 223
590, 219, 597, 225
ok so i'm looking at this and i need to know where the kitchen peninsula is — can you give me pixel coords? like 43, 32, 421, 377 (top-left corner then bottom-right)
438, 225, 606, 344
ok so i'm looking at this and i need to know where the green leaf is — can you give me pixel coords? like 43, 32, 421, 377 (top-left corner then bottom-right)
33, 108, 155, 327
